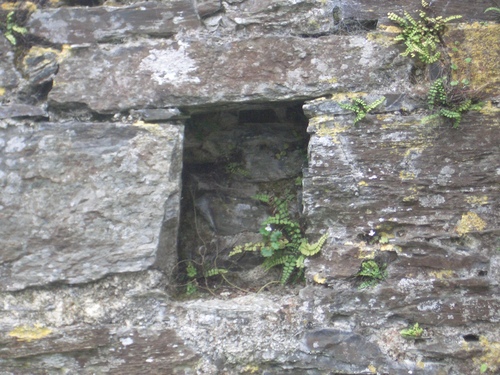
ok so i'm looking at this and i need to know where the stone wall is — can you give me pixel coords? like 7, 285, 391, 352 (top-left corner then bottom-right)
0, 0, 499, 374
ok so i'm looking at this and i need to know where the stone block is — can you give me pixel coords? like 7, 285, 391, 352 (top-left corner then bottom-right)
27, 1, 200, 44
48, 35, 410, 113
0, 121, 183, 291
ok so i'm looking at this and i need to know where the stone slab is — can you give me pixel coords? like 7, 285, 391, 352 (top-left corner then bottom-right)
27, 1, 200, 44
49, 35, 410, 113
0, 121, 183, 291
0, 104, 47, 119
0, 325, 199, 374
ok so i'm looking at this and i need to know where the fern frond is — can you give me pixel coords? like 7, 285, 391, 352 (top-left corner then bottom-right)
204, 268, 228, 277
253, 193, 270, 203
280, 255, 298, 285
229, 241, 264, 257
262, 255, 290, 270
366, 97, 386, 112
296, 255, 305, 269
299, 233, 328, 256
439, 108, 461, 119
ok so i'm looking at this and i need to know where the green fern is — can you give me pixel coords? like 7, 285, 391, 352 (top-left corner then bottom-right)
339, 97, 386, 125
204, 268, 228, 277
299, 233, 328, 256
229, 241, 265, 257
388, 1, 461, 64
427, 78, 447, 109
262, 255, 291, 271
485, 7, 500, 12
2, 11, 28, 46
231, 192, 327, 285
281, 255, 298, 285
356, 260, 387, 289
426, 78, 483, 127
186, 262, 197, 278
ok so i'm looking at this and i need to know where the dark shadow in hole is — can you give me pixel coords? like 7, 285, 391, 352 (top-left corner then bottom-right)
463, 334, 480, 342
64, 0, 104, 5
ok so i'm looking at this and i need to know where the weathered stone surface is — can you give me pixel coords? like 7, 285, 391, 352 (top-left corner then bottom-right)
21, 47, 59, 88
0, 271, 200, 374
340, 0, 497, 24
1, 0, 499, 374
0, 121, 183, 291
0, 104, 47, 119
215, 0, 334, 36
0, 36, 20, 103
49, 35, 410, 113
301, 95, 500, 372
0, 326, 110, 359
27, 1, 201, 44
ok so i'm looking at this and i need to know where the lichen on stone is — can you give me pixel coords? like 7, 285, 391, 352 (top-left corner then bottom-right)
455, 212, 487, 236
9, 324, 52, 342
465, 195, 488, 206
470, 336, 500, 373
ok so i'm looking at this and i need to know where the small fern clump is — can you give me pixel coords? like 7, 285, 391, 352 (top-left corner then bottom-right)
183, 261, 228, 295
388, 1, 461, 64
230, 194, 327, 285
427, 78, 447, 109
339, 96, 386, 125
2, 11, 28, 46
426, 78, 483, 127
356, 260, 387, 289
400, 323, 424, 339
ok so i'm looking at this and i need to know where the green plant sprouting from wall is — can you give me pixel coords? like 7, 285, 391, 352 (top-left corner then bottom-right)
388, 1, 485, 128
339, 97, 386, 125
2, 11, 28, 46
184, 260, 228, 295
356, 260, 387, 289
425, 77, 483, 127
400, 323, 424, 339
230, 193, 327, 285
388, 0, 461, 64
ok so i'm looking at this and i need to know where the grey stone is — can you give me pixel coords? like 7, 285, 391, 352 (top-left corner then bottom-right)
0, 121, 183, 291
49, 35, 410, 113
0, 0, 499, 374
302, 329, 384, 365
220, 0, 334, 36
21, 48, 59, 87
0, 36, 20, 102
338, 0, 496, 25
0, 104, 47, 119
130, 108, 184, 122
27, 1, 201, 44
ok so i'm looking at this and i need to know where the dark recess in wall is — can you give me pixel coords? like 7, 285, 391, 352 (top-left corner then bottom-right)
175, 102, 310, 293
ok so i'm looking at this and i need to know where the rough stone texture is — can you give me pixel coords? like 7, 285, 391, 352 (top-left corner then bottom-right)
340, 0, 497, 24
0, 36, 21, 104
0, 121, 183, 291
0, 272, 200, 374
0, 104, 47, 119
0, 0, 499, 373
48, 35, 409, 113
27, 1, 201, 44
